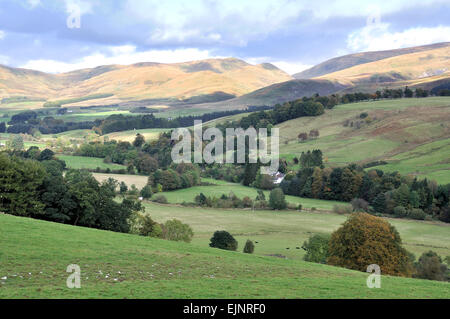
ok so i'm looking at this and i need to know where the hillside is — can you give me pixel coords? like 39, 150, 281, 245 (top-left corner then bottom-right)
194, 79, 348, 110
0, 58, 292, 105
294, 42, 450, 79
1, 213, 449, 298
277, 97, 450, 183
318, 45, 450, 86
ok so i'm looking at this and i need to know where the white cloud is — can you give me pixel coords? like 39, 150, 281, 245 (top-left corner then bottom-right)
347, 23, 450, 52
0, 30, 4, 40
26, 0, 41, 9
246, 57, 311, 75
270, 61, 312, 75
0, 55, 10, 65
20, 46, 220, 73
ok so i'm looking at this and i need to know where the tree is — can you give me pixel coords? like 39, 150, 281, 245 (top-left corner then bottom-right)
0, 153, 46, 217
161, 219, 193, 243
135, 154, 158, 174
133, 133, 145, 148
328, 213, 413, 276
309, 129, 320, 139
298, 132, 308, 142
209, 231, 238, 251
38, 149, 55, 161
269, 188, 287, 210
404, 86, 413, 98
414, 251, 448, 281
119, 181, 128, 194
140, 185, 152, 199
9, 135, 24, 150
302, 234, 330, 264
243, 239, 255, 254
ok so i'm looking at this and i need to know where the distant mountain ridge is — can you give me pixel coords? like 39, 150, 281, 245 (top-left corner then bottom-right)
294, 42, 450, 79
0, 58, 292, 105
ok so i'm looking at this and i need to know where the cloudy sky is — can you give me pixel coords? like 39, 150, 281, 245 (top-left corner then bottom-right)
0, 0, 449, 74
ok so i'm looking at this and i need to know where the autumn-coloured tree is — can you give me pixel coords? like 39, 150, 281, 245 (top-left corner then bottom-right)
298, 132, 308, 141
309, 129, 320, 139
328, 213, 413, 277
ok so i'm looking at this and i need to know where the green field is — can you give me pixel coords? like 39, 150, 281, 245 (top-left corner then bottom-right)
158, 178, 344, 210
277, 97, 450, 183
1, 213, 448, 298
57, 155, 126, 170
144, 201, 450, 262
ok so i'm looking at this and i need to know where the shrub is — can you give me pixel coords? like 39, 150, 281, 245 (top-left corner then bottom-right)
243, 240, 255, 254
161, 219, 193, 243
328, 213, 413, 276
152, 195, 168, 204
408, 208, 426, 220
119, 182, 128, 194
351, 198, 369, 212
242, 196, 253, 208
333, 204, 352, 215
140, 185, 152, 199
131, 214, 161, 238
414, 251, 448, 281
393, 206, 407, 218
297, 204, 302, 211
302, 234, 330, 264
269, 188, 287, 210
209, 231, 238, 251
287, 203, 297, 210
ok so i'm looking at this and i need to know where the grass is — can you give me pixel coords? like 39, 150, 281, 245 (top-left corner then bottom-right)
92, 173, 148, 189
57, 155, 126, 170
158, 178, 343, 210
143, 201, 450, 262
104, 128, 170, 143
0, 213, 449, 298
277, 97, 450, 182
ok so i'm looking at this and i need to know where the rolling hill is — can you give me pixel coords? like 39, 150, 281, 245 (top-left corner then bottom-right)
0, 58, 292, 106
1, 213, 449, 298
318, 45, 450, 86
294, 42, 450, 79
277, 96, 450, 183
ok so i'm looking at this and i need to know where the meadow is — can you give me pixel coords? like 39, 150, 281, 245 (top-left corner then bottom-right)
277, 97, 450, 183
157, 178, 344, 211
0, 213, 448, 298
57, 155, 126, 170
143, 201, 450, 262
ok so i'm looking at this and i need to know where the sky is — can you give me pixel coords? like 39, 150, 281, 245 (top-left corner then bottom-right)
0, 0, 449, 74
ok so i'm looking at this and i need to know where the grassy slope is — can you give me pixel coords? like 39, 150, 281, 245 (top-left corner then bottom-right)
58, 155, 126, 170
0, 213, 448, 298
157, 178, 343, 210
144, 201, 450, 262
294, 42, 450, 79
318, 46, 450, 84
277, 97, 450, 183
0, 58, 292, 103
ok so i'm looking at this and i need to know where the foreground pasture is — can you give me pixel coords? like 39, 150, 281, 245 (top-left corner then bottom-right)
0, 213, 448, 298
144, 202, 450, 261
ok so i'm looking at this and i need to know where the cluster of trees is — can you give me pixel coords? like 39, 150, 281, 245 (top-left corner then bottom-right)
209, 231, 255, 254
217, 98, 325, 133
95, 106, 271, 135
149, 163, 201, 192
194, 192, 254, 209
76, 133, 174, 172
279, 163, 449, 223
302, 213, 449, 281
192, 188, 290, 211
0, 151, 143, 233
6, 110, 98, 134
130, 215, 194, 243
